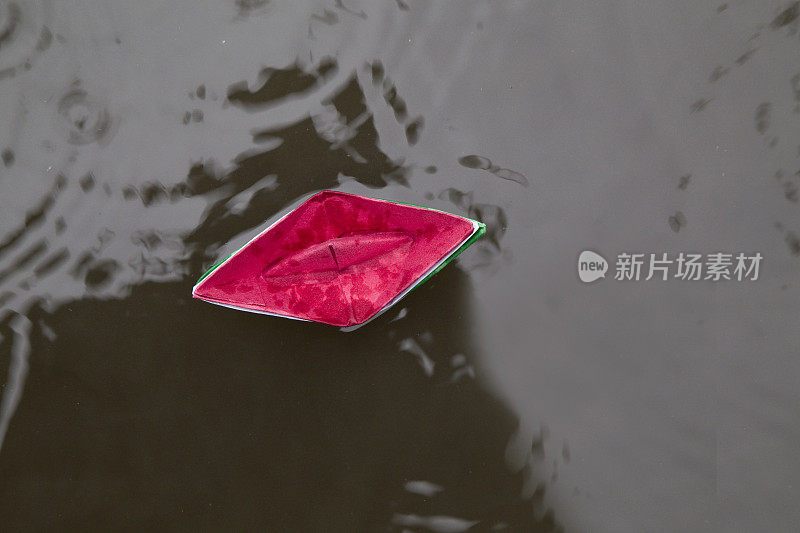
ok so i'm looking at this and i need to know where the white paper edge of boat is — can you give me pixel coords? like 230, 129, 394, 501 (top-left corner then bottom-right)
192, 192, 480, 331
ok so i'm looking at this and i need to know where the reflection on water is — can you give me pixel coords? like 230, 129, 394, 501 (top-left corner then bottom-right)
0, 2, 549, 529
0, 269, 558, 531
457, 155, 528, 188
227, 57, 338, 110
183, 73, 413, 269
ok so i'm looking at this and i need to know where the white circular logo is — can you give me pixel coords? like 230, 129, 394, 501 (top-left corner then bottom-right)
578, 250, 608, 283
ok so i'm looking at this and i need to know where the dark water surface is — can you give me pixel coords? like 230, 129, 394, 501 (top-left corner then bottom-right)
1, 1, 799, 531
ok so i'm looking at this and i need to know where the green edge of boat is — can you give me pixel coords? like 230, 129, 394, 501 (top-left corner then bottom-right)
195, 254, 231, 285
413, 220, 486, 289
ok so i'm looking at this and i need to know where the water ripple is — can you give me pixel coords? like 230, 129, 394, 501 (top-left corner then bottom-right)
56, 89, 114, 145
0, 1, 51, 78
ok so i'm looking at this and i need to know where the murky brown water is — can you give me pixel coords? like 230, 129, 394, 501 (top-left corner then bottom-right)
1, 1, 799, 531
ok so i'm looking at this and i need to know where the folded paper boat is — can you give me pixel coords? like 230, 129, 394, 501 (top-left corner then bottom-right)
192, 190, 485, 329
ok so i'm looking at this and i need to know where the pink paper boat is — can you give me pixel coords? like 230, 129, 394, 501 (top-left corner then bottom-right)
192, 190, 485, 329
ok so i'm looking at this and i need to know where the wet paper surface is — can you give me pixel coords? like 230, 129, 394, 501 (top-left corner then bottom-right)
1, 1, 799, 531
